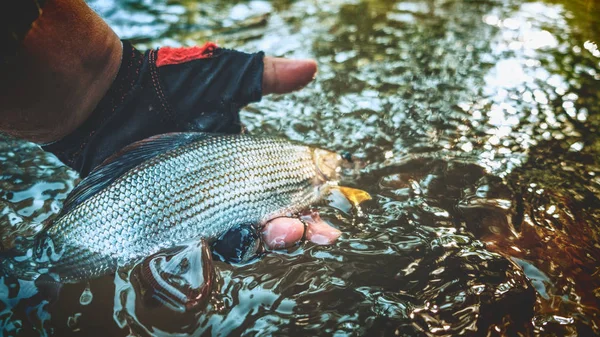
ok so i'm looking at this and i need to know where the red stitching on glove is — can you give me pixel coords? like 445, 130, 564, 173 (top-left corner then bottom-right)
156, 42, 218, 67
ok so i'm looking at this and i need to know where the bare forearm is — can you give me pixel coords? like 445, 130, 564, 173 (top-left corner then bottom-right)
0, 0, 122, 143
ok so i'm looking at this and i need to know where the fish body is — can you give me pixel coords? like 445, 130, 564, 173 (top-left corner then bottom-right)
3, 133, 342, 282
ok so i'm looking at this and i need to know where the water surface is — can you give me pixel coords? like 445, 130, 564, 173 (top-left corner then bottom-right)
1, 0, 600, 336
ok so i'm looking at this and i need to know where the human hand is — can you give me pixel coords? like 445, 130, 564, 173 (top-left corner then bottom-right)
43, 43, 320, 176
213, 211, 342, 263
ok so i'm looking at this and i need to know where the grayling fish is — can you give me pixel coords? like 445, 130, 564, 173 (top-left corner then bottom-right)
1, 133, 345, 282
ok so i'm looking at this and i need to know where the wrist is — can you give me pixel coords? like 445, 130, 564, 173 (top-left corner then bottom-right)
0, 0, 123, 144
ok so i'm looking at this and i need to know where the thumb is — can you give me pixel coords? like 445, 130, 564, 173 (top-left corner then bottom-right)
262, 57, 318, 95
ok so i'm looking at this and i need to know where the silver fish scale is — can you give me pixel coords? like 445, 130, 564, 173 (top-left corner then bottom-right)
44, 135, 330, 281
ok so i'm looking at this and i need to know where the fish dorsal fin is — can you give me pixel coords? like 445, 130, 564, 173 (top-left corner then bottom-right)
59, 132, 212, 216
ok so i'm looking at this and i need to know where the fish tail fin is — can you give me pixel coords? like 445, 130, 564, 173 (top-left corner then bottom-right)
0, 236, 44, 281
0, 219, 51, 281
0, 250, 62, 303
0, 251, 41, 281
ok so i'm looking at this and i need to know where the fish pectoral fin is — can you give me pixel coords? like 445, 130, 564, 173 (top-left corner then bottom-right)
212, 223, 262, 263
331, 186, 372, 208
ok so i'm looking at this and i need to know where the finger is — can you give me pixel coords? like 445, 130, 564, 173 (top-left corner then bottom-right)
262, 57, 318, 95
262, 218, 305, 249
301, 211, 341, 245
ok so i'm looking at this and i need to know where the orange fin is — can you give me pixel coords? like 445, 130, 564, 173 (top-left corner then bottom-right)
333, 186, 371, 207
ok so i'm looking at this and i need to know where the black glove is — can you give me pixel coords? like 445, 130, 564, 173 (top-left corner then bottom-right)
43, 40, 264, 177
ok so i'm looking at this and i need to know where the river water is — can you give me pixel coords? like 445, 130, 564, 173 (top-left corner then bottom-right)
1, 0, 599, 336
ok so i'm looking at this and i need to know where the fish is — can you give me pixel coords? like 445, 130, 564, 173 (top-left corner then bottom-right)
0, 132, 354, 283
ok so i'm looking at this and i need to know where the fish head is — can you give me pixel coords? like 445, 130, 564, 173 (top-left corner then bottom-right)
312, 148, 344, 183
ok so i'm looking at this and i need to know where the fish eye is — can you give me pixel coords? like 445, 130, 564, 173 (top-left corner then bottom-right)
340, 151, 353, 163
